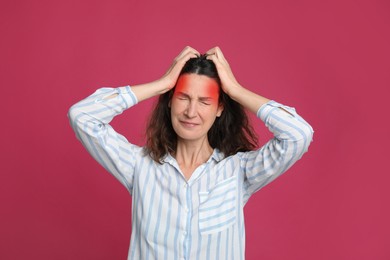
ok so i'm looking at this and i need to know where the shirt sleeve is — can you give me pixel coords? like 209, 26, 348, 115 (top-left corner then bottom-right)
68, 86, 140, 194
240, 100, 314, 200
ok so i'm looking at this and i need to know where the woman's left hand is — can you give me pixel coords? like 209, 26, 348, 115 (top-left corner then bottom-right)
206, 46, 270, 113
205, 47, 242, 98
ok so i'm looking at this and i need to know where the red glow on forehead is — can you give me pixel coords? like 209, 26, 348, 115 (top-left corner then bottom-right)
174, 74, 220, 101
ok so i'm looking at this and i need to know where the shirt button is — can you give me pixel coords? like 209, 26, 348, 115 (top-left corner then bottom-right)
184, 207, 189, 213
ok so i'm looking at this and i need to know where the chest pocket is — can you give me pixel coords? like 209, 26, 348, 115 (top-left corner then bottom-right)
198, 176, 237, 235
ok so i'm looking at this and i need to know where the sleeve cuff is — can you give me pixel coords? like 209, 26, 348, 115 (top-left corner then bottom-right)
257, 100, 297, 122
117, 85, 138, 107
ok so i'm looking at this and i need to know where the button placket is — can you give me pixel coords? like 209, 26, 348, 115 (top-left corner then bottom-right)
182, 181, 191, 259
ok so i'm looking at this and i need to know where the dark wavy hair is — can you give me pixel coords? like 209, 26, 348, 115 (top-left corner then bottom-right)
144, 54, 258, 163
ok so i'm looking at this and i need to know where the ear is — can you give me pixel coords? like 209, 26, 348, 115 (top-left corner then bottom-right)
216, 103, 224, 117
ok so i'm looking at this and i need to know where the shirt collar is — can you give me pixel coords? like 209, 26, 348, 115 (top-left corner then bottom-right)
162, 148, 225, 164
210, 148, 224, 162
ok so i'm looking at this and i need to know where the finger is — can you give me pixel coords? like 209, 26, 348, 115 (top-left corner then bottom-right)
177, 46, 197, 57
206, 54, 225, 72
205, 47, 217, 57
213, 47, 230, 66
176, 51, 198, 66
167, 47, 198, 72
205, 52, 216, 60
207, 52, 235, 83
205, 52, 218, 63
175, 46, 199, 61
206, 47, 230, 68
213, 46, 223, 58
206, 51, 224, 65
169, 51, 198, 76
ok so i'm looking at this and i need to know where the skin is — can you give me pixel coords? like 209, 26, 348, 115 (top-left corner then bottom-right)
169, 74, 224, 177
129, 46, 271, 179
171, 73, 223, 143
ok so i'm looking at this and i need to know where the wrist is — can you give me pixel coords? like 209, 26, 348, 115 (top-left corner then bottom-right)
154, 77, 174, 94
131, 79, 169, 102
224, 83, 244, 101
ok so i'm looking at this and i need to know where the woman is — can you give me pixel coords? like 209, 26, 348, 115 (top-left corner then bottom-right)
68, 46, 313, 260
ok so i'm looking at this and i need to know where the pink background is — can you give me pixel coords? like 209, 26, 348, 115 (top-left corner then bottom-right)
1, 0, 389, 259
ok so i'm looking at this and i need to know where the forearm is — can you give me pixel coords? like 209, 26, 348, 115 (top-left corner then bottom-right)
258, 101, 314, 143
130, 78, 172, 102
68, 86, 137, 136
243, 101, 314, 195
68, 86, 138, 191
227, 84, 271, 114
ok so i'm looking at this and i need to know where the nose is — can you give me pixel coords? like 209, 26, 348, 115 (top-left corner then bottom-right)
184, 101, 197, 118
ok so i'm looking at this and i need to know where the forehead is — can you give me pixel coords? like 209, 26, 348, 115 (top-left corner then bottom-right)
175, 74, 219, 96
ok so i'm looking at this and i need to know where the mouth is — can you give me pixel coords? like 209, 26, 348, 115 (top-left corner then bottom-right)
179, 120, 199, 128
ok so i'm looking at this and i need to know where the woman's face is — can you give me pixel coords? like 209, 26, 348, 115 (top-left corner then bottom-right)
170, 73, 223, 143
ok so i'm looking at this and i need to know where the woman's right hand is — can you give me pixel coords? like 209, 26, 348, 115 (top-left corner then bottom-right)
161, 46, 200, 92
131, 46, 199, 102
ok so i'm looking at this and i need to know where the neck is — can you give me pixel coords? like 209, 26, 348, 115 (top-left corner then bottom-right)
174, 137, 213, 179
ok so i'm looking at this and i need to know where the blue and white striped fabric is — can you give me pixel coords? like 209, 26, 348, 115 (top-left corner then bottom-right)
68, 86, 314, 260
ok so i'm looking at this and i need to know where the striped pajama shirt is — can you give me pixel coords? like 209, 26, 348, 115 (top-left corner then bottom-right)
68, 86, 314, 260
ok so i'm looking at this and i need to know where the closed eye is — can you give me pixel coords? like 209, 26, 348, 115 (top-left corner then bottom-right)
175, 92, 190, 100
199, 97, 213, 105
